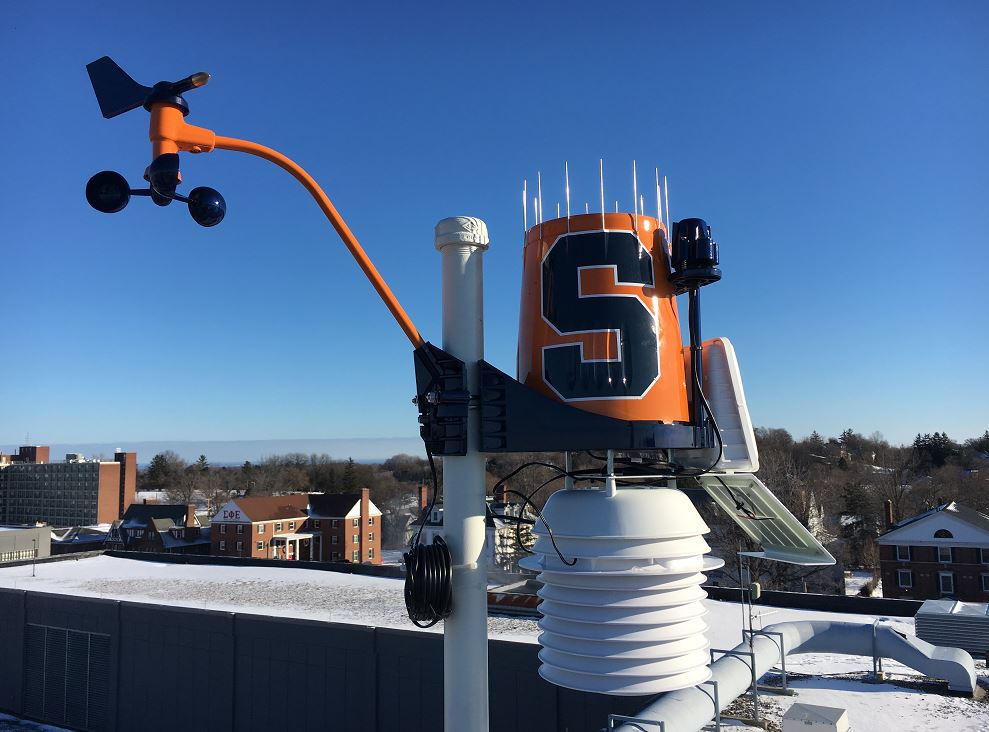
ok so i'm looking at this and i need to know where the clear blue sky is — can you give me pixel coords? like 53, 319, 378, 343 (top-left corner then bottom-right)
1, 1, 986, 449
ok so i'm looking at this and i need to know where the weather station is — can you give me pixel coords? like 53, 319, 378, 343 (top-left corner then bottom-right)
84, 56, 836, 732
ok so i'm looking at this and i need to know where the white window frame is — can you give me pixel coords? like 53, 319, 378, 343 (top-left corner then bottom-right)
331, 536, 338, 545
352, 550, 360, 561
938, 571, 954, 595
368, 547, 374, 558
368, 532, 374, 541
256, 541, 264, 551
981, 574, 989, 592
352, 518, 360, 527
352, 534, 359, 544
219, 524, 226, 534
236, 541, 243, 553
313, 520, 321, 529
236, 524, 244, 535
368, 516, 374, 526
275, 522, 282, 531
980, 548, 989, 565
331, 519, 338, 528
219, 540, 226, 551
289, 521, 296, 530
896, 569, 912, 588
895, 545, 911, 561
938, 545, 953, 563
257, 524, 265, 535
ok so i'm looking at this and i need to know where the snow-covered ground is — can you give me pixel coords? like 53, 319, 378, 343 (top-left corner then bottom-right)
844, 569, 883, 597
0, 556, 985, 731
722, 675, 989, 732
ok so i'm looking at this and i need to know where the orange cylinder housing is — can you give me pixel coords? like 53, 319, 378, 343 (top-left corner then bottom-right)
517, 212, 690, 423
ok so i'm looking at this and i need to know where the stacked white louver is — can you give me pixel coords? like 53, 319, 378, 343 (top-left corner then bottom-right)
519, 487, 724, 695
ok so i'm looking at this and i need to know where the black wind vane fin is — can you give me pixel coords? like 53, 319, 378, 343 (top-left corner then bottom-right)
86, 56, 152, 119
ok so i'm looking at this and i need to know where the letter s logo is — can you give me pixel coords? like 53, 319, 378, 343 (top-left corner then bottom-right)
541, 231, 660, 401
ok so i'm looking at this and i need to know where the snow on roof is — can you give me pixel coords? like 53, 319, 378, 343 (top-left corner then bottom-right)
0, 558, 983, 730
0, 556, 917, 659
783, 702, 848, 723
917, 599, 989, 617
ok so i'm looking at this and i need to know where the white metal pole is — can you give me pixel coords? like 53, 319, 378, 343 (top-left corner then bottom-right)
434, 216, 490, 732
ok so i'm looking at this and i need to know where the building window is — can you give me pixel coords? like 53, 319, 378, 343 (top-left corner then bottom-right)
895, 545, 911, 561
219, 541, 226, 551
352, 550, 360, 561
258, 524, 265, 534
933, 529, 953, 539
275, 522, 282, 531
368, 547, 374, 558
938, 546, 953, 563
368, 516, 374, 526
331, 519, 338, 529
219, 524, 227, 534
289, 521, 296, 530
896, 569, 912, 588
331, 536, 338, 545
352, 518, 360, 527
257, 541, 264, 550
313, 520, 321, 529
939, 572, 954, 595
353, 534, 359, 544
982, 574, 989, 592
236, 541, 243, 553
368, 532, 374, 541
236, 524, 244, 535
332, 552, 340, 560
980, 548, 989, 565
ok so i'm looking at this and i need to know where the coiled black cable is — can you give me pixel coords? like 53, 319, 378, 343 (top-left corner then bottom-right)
403, 449, 453, 627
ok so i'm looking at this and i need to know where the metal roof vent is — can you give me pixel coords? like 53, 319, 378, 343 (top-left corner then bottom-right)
521, 486, 724, 695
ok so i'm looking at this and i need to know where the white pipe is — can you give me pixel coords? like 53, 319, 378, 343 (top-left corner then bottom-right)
615, 620, 977, 731
434, 216, 490, 732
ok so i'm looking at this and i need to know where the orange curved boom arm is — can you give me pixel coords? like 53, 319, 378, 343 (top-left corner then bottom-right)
149, 103, 424, 348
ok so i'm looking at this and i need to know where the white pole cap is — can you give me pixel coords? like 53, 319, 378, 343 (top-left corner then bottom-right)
434, 216, 489, 251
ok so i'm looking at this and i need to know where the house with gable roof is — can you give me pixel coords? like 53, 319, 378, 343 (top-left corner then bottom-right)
210, 489, 383, 564
106, 503, 210, 554
308, 488, 382, 564
877, 501, 989, 601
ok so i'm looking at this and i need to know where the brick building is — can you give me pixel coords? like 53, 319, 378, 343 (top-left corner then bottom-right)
106, 503, 210, 554
211, 495, 312, 560
210, 490, 383, 564
0, 446, 136, 527
877, 501, 989, 601
308, 489, 382, 564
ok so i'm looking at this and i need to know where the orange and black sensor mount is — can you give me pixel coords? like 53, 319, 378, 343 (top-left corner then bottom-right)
85, 57, 225, 226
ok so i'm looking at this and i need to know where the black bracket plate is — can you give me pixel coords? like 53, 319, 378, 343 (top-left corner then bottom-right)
413, 343, 469, 456
479, 360, 712, 453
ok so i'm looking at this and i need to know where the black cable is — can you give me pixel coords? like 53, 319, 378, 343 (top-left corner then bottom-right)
678, 286, 725, 477
403, 449, 453, 627
715, 475, 773, 521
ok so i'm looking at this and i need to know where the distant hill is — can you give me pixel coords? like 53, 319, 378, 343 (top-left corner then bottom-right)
0, 437, 424, 466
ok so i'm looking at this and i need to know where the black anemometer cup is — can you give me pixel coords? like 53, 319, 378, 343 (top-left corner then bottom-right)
86, 171, 131, 213
187, 187, 226, 227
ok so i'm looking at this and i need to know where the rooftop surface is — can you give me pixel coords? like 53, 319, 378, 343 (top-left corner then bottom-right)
0, 557, 984, 730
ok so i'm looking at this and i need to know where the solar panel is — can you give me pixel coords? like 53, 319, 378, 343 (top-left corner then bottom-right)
698, 473, 835, 566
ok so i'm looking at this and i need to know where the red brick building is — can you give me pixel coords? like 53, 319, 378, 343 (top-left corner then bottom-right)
210, 489, 383, 564
308, 489, 382, 564
878, 502, 989, 601
211, 495, 312, 560
106, 503, 209, 554
0, 446, 136, 527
